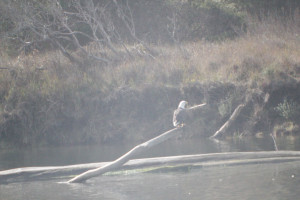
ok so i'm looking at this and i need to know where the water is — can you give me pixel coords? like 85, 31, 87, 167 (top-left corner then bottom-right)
1, 135, 300, 200
1, 135, 296, 170
1, 161, 300, 200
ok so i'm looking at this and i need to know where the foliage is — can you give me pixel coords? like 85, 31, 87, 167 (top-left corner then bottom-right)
1, 0, 299, 57
218, 95, 233, 118
0, 0, 300, 146
174, 0, 245, 41
224, 0, 300, 18
274, 98, 300, 121
0, 0, 246, 59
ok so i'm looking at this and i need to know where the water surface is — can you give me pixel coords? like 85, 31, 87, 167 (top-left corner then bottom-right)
2, 135, 298, 170
1, 135, 300, 200
1, 160, 299, 200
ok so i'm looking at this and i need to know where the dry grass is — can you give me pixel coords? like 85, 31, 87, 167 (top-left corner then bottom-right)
1, 17, 300, 146
1, 17, 299, 93
93, 18, 300, 90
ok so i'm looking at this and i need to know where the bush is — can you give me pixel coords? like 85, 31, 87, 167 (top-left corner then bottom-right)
274, 97, 300, 120
225, 0, 300, 19
179, 0, 245, 41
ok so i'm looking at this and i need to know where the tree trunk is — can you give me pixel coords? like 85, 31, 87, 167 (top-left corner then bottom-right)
67, 127, 183, 183
67, 103, 207, 183
210, 104, 245, 138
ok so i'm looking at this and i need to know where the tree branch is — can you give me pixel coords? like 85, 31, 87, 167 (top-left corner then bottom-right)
188, 103, 207, 110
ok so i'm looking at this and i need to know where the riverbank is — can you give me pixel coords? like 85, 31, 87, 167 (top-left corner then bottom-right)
0, 19, 300, 147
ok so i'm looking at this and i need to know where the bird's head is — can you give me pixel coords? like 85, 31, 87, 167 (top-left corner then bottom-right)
178, 101, 188, 109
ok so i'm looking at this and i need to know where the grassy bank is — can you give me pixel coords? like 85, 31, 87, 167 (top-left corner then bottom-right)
0, 17, 300, 147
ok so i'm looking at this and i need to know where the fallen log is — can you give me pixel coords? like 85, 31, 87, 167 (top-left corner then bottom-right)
0, 163, 107, 184
67, 127, 184, 183
67, 102, 207, 183
1, 151, 300, 184
0, 102, 206, 184
210, 104, 245, 139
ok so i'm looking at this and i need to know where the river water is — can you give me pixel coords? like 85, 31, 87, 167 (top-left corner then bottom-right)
1, 135, 300, 200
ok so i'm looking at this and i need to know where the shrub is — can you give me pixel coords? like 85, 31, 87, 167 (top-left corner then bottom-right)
274, 98, 300, 120
218, 97, 233, 118
181, 0, 245, 41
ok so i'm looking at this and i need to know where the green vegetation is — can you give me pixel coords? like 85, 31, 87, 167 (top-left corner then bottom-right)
274, 98, 300, 121
0, 0, 300, 147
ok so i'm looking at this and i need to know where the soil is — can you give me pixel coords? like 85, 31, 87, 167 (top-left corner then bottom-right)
1, 81, 300, 147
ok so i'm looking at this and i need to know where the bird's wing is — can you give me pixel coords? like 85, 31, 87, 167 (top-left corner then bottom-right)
173, 109, 180, 126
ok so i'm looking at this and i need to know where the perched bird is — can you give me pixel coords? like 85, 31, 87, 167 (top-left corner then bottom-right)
173, 100, 188, 127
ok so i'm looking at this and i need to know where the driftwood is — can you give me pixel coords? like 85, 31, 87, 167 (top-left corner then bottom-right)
270, 134, 279, 151
188, 103, 207, 110
2, 102, 256, 184
1, 151, 300, 184
67, 127, 183, 183
67, 103, 207, 183
210, 104, 245, 139
0, 103, 208, 184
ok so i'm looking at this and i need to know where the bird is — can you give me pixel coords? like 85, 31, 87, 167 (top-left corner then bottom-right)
173, 100, 188, 127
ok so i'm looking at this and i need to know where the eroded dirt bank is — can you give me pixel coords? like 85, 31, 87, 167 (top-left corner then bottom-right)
1, 81, 299, 147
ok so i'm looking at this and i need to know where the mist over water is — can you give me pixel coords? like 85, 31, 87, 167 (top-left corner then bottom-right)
1, 135, 300, 200
1, 135, 300, 170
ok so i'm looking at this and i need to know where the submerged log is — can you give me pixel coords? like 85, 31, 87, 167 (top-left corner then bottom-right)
1, 151, 300, 183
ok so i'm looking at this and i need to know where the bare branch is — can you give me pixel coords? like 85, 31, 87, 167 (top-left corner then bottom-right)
5, 0, 154, 65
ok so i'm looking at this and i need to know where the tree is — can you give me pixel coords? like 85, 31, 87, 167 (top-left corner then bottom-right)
224, 0, 300, 19
2, 0, 142, 65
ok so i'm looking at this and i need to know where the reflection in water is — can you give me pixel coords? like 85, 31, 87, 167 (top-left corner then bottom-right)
1, 161, 300, 200
1, 135, 300, 200
0, 135, 300, 170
